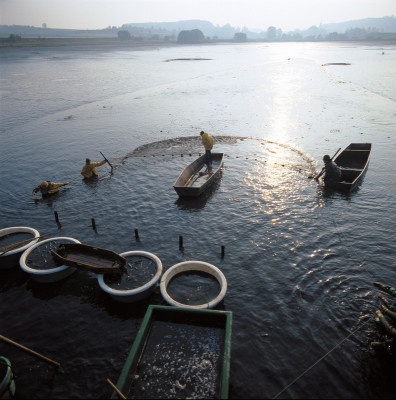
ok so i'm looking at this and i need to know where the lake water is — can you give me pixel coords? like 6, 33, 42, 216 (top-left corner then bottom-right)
0, 41, 395, 399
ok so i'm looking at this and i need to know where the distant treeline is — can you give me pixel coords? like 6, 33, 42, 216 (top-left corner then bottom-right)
1, 16, 396, 46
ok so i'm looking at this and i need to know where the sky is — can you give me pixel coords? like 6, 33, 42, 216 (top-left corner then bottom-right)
0, 0, 395, 31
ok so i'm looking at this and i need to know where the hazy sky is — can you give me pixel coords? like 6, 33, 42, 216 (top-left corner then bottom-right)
1, 0, 395, 31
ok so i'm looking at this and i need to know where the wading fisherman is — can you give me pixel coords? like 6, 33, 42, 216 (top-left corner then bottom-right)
322, 154, 341, 184
81, 157, 106, 179
32, 181, 69, 198
200, 130, 214, 168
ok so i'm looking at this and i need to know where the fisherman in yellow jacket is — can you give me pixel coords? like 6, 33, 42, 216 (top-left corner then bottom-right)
200, 130, 214, 168
81, 158, 106, 179
32, 181, 69, 197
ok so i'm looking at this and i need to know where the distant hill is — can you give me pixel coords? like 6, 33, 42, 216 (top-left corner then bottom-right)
122, 16, 396, 39
123, 20, 216, 33
322, 16, 396, 33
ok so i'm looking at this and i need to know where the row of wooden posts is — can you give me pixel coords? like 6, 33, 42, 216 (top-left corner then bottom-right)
54, 211, 225, 258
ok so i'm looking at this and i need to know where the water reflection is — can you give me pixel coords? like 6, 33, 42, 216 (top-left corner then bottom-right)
82, 176, 99, 187
33, 192, 60, 207
267, 60, 303, 141
316, 185, 354, 207
244, 142, 310, 218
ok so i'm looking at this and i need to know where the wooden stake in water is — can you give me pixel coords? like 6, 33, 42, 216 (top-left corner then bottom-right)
92, 218, 97, 230
179, 235, 183, 250
134, 229, 140, 241
54, 211, 59, 223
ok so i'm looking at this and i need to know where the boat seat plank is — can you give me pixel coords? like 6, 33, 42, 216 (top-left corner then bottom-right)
66, 254, 118, 268
340, 168, 363, 172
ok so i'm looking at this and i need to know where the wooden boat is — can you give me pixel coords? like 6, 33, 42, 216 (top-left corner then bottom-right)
174, 153, 224, 197
111, 305, 232, 399
324, 143, 371, 192
51, 243, 125, 275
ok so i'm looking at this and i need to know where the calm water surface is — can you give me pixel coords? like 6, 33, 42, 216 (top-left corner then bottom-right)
0, 42, 395, 399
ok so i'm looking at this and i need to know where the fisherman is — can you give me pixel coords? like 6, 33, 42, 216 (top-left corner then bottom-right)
32, 181, 69, 198
322, 154, 341, 184
200, 130, 214, 168
81, 157, 107, 179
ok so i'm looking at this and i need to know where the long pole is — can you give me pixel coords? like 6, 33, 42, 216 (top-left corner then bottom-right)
107, 378, 127, 399
100, 151, 113, 169
0, 334, 60, 368
0, 233, 51, 256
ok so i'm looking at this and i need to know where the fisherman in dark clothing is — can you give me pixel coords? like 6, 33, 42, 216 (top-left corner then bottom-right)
322, 154, 341, 184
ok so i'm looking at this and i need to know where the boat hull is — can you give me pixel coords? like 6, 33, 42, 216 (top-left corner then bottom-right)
173, 153, 224, 197
112, 305, 232, 399
51, 243, 126, 274
0, 227, 40, 269
324, 143, 371, 192
19, 237, 81, 283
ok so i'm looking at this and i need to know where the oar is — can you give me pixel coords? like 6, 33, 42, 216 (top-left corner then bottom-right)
107, 379, 127, 399
314, 147, 341, 181
0, 233, 51, 256
0, 334, 60, 368
100, 151, 113, 170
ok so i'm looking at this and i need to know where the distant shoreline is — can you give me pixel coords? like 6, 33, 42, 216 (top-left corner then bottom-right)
1, 37, 395, 49
0, 37, 180, 50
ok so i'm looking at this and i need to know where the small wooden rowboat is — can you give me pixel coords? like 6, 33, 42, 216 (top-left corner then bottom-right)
325, 143, 371, 192
51, 243, 126, 274
173, 153, 224, 197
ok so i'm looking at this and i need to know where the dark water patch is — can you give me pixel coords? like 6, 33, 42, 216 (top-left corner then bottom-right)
295, 285, 316, 303
167, 271, 221, 306
0, 266, 29, 291
126, 320, 224, 399
103, 255, 157, 290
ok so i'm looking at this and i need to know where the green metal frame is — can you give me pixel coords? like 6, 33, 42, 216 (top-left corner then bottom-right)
112, 305, 232, 399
